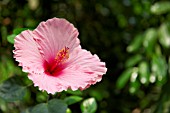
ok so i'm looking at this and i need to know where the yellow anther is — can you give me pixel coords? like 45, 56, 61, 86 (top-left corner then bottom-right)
55, 47, 69, 63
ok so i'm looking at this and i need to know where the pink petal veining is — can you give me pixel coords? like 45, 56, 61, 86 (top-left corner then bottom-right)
33, 18, 80, 63
13, 30, 44, 73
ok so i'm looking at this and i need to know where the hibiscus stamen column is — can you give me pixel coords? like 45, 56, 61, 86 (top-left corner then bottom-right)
46, 46, 69, 75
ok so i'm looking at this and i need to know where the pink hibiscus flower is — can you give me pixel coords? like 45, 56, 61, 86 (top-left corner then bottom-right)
13, 18, 107, 94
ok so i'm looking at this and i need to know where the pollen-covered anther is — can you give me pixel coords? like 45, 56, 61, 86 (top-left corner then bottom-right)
55, 46, 69, 64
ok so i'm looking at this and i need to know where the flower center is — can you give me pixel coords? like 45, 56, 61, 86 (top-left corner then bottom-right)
45, 47, 69, 75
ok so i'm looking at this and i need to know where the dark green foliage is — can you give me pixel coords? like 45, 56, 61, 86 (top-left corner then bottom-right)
31, 99, 67, 113
0, 76, 27, 102
64, 96, 83, 105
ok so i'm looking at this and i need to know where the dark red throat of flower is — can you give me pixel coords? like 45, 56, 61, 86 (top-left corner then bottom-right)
45, 47, 69, 75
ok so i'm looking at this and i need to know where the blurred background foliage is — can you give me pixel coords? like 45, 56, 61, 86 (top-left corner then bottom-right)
0, 0, 170, 113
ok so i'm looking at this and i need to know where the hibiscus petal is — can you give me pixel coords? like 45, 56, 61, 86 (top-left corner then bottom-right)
13, 30, 44, 73
28, 73, 63, 94
28, 47, 107, 94
32, 18, 80, 63
61, 47, 107, 90
28, 67, 99, 94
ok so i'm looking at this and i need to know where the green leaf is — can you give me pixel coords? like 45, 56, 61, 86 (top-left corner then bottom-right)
125, 54, 143, 68
129, 80, 140, 94
31, 99, 67, 113
31, 103, 48, 113
13, 28, 29, 35
65, 89, 83, 96
151, 55, 167, 84
66, 108, 72, 113
151, 1, 170, 15
143, 28, 157, 54
159, 22, 170, 48
7, 34, 17, 44
138, 61, 150, 85
127, 34, 143, 52
81, 98, 97, 113
36, 92, 48, 103
130, 67, 138, 83
0, 76, 27, 102
116, 68, 133, 89
0, 98, 7, 112
64, 96, 83, 105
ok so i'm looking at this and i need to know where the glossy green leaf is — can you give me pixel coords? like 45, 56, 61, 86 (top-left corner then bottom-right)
31, 99, 67, 113
155, 45, 162, 56
151, 1, 170, 15
13, 28, 29, 35
36, 92, 48, 103
127, 34, 143, 52
7, 34, 17, 44
116, 68, 133, 89
66, 108, 72, 113
130, 67, 138, 83
125, 54, 143, 67
64, 96, 83, 105
159, 23, 170, 48
31, 104, 48, 113
0, 97, 7, 112
81, 98, 97, 113
143, 28, 157, 54
129, 80, 140, 94
65, 89, 83, 96
151, 55, 167, 83
0, 76, 27, 102
138, 61, 150, 85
